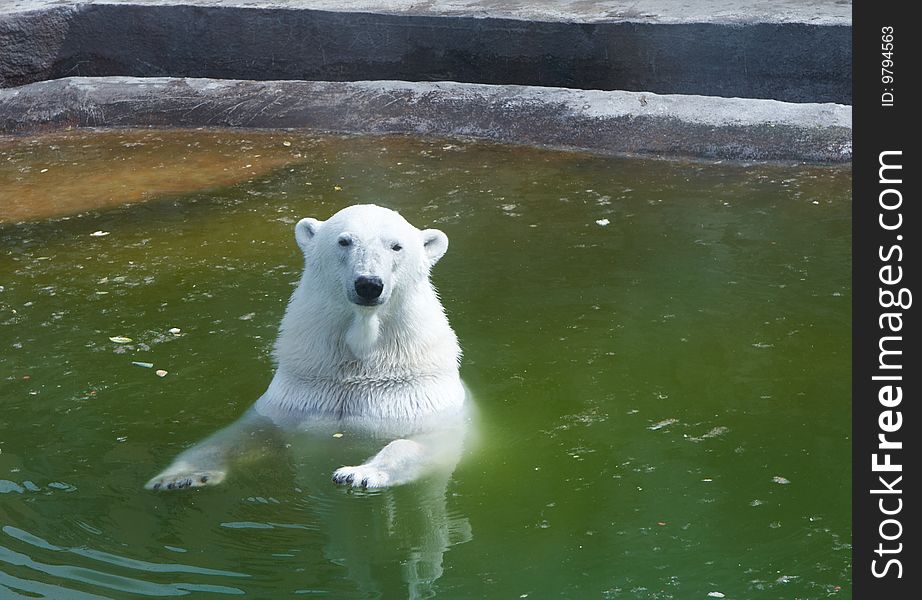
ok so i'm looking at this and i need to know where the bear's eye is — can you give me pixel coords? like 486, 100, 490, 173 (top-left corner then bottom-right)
391, 243, 402, 252
338, 238, 351, 247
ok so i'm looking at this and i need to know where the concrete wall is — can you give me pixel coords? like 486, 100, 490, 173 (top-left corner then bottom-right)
0, 2, 852, 162
1, 2, 851, 103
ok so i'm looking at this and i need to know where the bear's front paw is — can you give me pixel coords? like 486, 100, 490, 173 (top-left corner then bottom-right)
332, 465, 390, 488
145, 468, 226, 491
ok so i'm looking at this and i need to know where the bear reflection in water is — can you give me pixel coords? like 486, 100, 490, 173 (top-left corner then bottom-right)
146, 204, 474, 596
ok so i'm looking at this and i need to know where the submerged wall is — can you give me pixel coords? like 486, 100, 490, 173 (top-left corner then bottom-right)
0, 1, 852, 162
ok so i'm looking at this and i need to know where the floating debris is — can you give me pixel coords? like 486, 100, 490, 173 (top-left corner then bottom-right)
772, 476, 791, 485
282, 141, 292, 147
168, 327, 182, 335
595, 218, 610, 226
708, 593, 726, 598
648, 418, 678, 431
332, 433, 344, 439
90, 231, 110, 237
239, 313, 255, 321
688, 426, 730, 442
109, 336, 133, 344
131, 361, 154, 369
155, 370, 168, 377
48, 481, 77, 492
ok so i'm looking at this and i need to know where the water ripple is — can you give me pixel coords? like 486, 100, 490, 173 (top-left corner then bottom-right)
1, 525, 248, 597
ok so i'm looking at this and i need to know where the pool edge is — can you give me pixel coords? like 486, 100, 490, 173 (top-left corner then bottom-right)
0, 77, 852, 164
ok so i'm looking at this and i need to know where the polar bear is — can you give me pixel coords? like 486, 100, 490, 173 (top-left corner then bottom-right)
146, 204, 468, 490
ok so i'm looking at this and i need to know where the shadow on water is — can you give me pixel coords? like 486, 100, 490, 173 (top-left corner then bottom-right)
0, 129, 331, 223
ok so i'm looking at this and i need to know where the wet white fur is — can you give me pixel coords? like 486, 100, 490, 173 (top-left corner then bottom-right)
146, 204, 466, 491
257, 204, 464, 428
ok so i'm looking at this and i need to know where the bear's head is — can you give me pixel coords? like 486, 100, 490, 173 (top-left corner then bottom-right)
294, 204, 448, 309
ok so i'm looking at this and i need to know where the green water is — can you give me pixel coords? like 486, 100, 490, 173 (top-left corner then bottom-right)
1, 131, 851, 599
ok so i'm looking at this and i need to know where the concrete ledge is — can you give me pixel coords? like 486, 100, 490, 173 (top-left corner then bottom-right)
0, 77, 852, 163
0, 1, 854, 25
0, 1, 852, 103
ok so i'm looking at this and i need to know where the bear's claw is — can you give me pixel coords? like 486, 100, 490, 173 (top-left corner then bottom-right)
332, 465, 390, 488
145, 469, 225, 491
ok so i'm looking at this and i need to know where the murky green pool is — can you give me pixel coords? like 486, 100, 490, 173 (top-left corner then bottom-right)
1, 130, 850, 599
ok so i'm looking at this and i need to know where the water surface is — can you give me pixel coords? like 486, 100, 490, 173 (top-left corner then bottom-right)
1, 130, 851, 598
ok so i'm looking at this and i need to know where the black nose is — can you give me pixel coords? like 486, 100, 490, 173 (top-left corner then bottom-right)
354, 276, 384, 300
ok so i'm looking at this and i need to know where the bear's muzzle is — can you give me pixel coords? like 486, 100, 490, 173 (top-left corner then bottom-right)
354, 275, 384, 305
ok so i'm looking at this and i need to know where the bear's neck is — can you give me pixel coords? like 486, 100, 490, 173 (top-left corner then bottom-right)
274, 280, 459, 380
345, 310, 381, 360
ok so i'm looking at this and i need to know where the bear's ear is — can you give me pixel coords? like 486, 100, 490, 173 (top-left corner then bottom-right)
295, 218, 322, 252
422, 229, 449, 266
